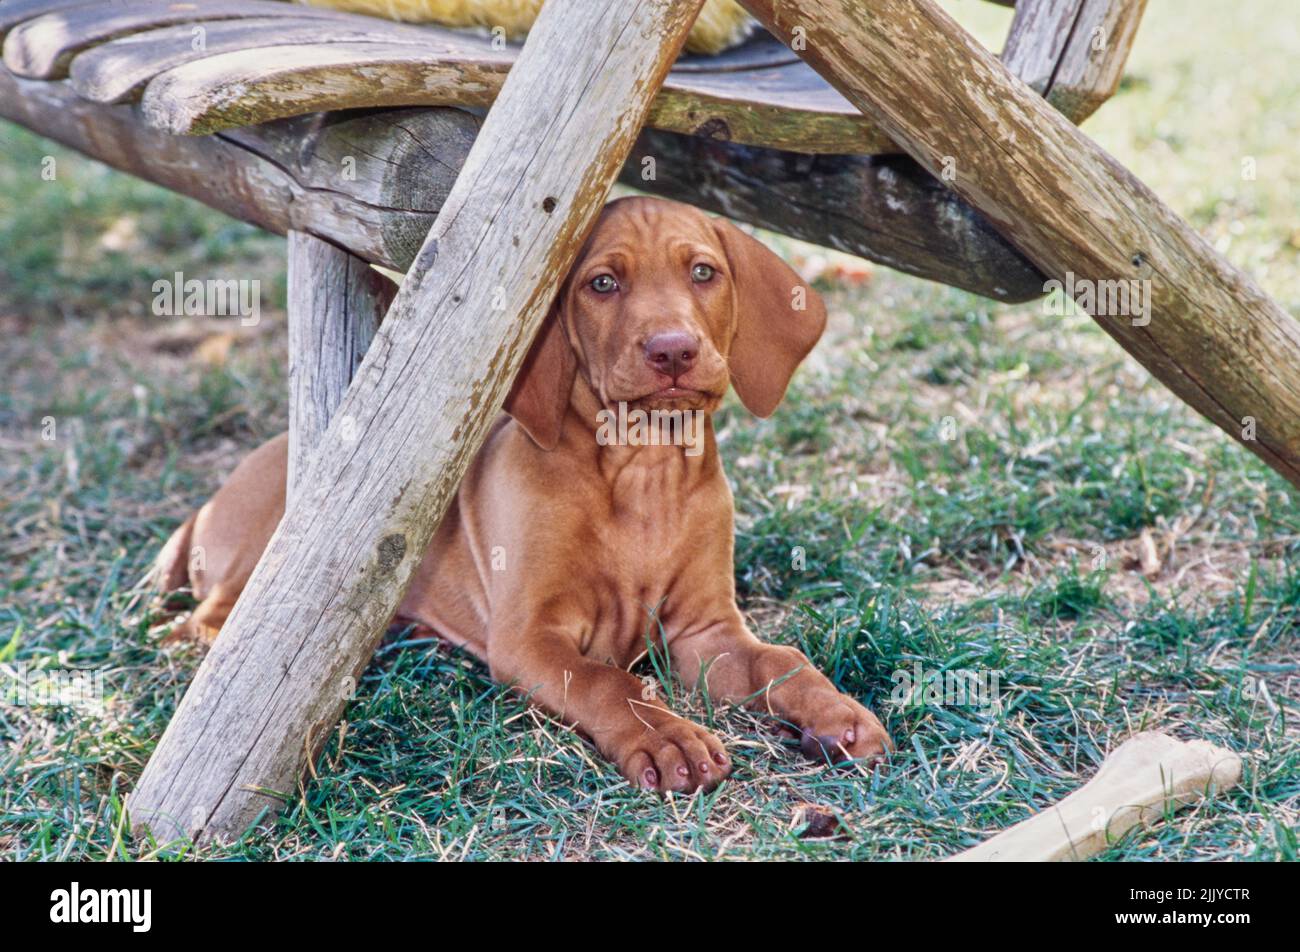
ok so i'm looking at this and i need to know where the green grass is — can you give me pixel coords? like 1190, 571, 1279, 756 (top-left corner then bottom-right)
2, 1, 1299, 860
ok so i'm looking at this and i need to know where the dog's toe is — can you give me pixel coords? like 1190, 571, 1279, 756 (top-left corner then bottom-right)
620, 718, 730, 794
796, 698, 892, 768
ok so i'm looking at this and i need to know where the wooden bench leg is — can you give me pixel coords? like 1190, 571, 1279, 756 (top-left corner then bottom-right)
127, 0, 709, 845
1002, 0, 1149, 124
286, 231, 394, 497
743, 0, 1300, 490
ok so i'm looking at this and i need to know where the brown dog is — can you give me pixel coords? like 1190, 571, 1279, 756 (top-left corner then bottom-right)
157, 196, 891, 792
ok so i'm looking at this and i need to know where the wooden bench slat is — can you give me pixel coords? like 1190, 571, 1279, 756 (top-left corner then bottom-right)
671, 36, 798, 73
0, 0, 95, 39
137, 36, 888, 153
70, 16, 442, 103
1, 0, 880, 153
70, 14, 809, 110
654, 59, 881, 153
2, 0, 358, 79
139, 41, 505, 131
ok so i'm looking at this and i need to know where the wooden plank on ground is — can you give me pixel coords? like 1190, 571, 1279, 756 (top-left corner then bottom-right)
741, 0, 1300, 489
947, 732, 1241, 861
125, 0, 708, 845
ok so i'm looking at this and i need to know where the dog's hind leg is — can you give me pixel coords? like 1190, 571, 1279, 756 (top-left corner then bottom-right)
154, 512, 245, 646
164, 582, 240, 646
154, 513, 197, 592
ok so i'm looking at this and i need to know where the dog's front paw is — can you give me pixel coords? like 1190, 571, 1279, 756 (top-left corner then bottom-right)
617, 717, 731, 794
795, 694, 892, 769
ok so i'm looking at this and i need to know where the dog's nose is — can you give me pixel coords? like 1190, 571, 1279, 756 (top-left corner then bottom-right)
644, 331, 699, 380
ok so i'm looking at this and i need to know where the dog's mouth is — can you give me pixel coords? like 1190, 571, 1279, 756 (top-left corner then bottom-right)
630, 386, 719, 411
650, 386, 702, 401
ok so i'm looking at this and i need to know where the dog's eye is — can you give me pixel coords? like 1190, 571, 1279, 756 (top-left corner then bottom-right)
691, 263, 715, 283
590, 274, 618, 294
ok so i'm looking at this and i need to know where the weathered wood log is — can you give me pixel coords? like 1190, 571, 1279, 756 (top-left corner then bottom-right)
0, 70, 479, 272
628, 130, 1046, 302
742, 0, 1300, 490
947, 732, 1241, 861
0, 70, 1048, 301
126, 0, 708, 844
285, 229, 393, 496
1002, 0, 1148, 122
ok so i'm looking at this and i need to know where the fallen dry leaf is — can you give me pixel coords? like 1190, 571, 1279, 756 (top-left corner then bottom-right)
1137, 527, 1162, 578
193, 331, 238, 367
792, 802, 851, 841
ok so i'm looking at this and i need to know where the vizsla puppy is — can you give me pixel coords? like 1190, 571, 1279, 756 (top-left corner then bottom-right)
157, 196, 892, 792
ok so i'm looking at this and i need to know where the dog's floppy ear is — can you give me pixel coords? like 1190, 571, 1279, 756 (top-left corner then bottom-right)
713, 218, 827, 418
504, 303, 577, 450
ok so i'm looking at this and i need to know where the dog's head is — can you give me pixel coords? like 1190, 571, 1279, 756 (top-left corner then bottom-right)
506, 196, 827, 450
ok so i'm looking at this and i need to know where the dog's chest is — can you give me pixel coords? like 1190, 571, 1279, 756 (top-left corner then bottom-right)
576, 453, 732, 659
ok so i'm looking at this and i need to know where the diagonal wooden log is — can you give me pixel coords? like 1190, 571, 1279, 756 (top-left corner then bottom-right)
741, 0, 1300, 490
126, 0, 708, 844
286, 228, 394, 496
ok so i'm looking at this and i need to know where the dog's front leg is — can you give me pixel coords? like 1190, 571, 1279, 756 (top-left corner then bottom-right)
489, 629, 731, 793
672, 614, 892, 767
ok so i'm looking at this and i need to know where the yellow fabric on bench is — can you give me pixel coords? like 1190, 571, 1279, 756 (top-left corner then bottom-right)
298, 0, 756, 55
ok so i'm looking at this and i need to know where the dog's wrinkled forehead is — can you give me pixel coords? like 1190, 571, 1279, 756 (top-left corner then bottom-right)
572, 196, 721, 275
